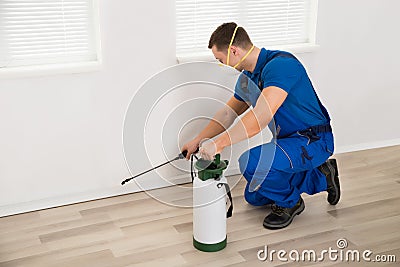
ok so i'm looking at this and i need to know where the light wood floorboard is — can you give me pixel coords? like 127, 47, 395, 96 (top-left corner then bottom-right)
1, 145, 400, 266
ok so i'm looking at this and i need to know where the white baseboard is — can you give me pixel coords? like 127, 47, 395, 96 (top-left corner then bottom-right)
0, 186, 140, 218
2, 138, 399, 217
0, 175, 189, 217
334, 138, 400, 154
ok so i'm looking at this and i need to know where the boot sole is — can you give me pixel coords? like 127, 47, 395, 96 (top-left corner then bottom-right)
327, 159, 341, 205
263, 199, 305, 230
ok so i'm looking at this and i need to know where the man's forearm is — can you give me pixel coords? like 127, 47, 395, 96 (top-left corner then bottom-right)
215, 93, 274, 149
214, 87, 284, 150
195, 105, 237, 142
194, 119, 226, 142
215, 109, 270, 149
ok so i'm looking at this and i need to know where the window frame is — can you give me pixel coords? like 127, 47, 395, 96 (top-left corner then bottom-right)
0, 0, 102, 79
176, 0, 320, 63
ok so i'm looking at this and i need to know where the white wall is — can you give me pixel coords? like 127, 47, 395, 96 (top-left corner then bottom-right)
0, 0, 177, 216
302, 0, 400, 152
1, 0, 400, 217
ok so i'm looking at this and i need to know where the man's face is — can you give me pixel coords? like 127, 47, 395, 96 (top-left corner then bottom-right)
211, 45, 227, 64
211, 45, 241, 69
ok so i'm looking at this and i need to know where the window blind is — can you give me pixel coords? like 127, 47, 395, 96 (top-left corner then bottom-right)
176, 0, 315, 58
0, 0, 99, 68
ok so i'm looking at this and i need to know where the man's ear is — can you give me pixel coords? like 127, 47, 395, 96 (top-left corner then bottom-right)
231, 46, 242, 56
230, 45, 240, 56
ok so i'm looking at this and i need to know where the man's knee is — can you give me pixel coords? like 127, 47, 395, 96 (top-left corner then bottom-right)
244, 191, 259, 206
239, 148, 260, 179
239, 150, 250, 174
244, 186, 273, 206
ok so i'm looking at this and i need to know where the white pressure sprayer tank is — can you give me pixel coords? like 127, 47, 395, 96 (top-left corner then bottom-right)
192, 154, 233, 252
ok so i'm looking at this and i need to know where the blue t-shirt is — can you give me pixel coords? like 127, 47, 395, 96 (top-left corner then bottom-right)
234, 48, 330, 137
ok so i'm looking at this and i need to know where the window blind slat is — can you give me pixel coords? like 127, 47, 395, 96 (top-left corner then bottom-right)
0, 0, 98, 68
176, 0, 315, 57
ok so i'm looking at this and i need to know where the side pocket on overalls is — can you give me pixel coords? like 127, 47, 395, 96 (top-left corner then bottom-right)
325, 135, 334, 156
300, 146, 313, 165
275, 141, 294, 169
297, 129, 321, 166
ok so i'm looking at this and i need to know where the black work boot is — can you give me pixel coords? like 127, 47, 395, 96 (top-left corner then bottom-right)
263, 197, 305, 230
318, 158, 341, 205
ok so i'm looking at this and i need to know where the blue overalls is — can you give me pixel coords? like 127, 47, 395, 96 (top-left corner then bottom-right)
235, 48, 334, 208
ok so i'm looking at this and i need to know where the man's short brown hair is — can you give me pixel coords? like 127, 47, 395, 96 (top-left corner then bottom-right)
208, 22, 253, 52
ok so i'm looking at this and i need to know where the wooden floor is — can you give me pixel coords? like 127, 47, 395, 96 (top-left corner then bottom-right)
1, 146, 400, 266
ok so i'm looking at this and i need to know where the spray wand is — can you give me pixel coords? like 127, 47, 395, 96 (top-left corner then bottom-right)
121, 149, 198, 185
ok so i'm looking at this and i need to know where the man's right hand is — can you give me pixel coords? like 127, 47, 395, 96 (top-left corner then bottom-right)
181, 138, 201, 160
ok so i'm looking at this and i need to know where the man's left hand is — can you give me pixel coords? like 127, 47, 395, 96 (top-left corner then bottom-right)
199, 139, 223, 160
